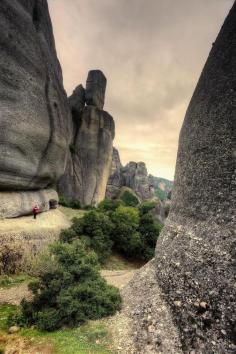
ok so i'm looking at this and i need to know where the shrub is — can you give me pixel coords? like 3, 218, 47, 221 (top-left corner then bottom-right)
0, 245, 23, 275
59, 196, 81, 209
138, 213, 162, 260
59, 195, 69, 207
69, 199, 81, 209
97, 198, 124, 213
119, 190, 139, 207
111, 206, 141, 257
139, 201, 158, 215
61, 211, 114, 264
14, 241, 121, 331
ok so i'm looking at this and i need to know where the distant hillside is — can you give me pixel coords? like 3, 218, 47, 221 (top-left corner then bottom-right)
148, 175, 173, 201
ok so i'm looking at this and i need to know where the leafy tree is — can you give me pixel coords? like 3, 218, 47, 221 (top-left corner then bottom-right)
138, 213, 162, 260
139, 201, 158, 216
119, 190, 139, 207
61, 211, 114, 264
111, 206, 141, 257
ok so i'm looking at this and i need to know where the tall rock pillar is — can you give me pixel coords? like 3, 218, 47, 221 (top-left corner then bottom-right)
58, 70, 115, 206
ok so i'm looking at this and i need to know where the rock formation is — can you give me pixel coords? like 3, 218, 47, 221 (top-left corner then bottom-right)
0, 0, 72, 218
58, 70, 115, 206
125, 4, 236, 353
106, 148, 156, 201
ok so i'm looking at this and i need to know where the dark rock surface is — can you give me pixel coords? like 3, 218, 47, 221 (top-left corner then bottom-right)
106, 148, 124, 199
58, 72, 115, 206
126, 4, 236, 353
69, 84, 85, 116
0, 0, 72, 191
85, 70, 107, 110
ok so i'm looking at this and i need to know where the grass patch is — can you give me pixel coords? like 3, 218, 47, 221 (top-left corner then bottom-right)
0, 305, 114, 353
58, 206, 86, 221
103, 253, 144, 270
0, 274, 33, 289
0, 304, 16, 330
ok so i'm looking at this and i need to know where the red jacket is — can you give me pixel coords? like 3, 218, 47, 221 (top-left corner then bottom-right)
33, 206, 39, 214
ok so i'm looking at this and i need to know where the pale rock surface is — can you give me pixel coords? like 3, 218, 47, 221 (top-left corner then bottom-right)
0, 0, 72, 191
0, 189, 58, 218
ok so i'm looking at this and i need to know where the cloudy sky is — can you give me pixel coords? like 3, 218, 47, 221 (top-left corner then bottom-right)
48, 0, 233, 180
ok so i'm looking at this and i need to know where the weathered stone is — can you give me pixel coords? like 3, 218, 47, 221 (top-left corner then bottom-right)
0, 0, 72, 191
85, 70, 107, 109
58, 106, 115, 206
0, 189, 58, 218
69, 84, 85, 116
106, 148, 124, 199
106, 155, 156, 202
8, 326, 20, 334
127, 4, 236, 353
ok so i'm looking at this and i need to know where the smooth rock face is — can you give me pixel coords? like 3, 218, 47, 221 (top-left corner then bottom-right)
128, 5, 236, 354
0, 0, 72, 191
0, 189, 58, 218
85, 70, 107, 109
58, 87, 115, 206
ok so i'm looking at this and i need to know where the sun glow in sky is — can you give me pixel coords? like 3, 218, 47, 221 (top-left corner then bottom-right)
48, 0, 233, 180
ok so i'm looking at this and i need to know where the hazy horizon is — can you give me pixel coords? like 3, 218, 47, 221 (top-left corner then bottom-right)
48, 0, 233, 180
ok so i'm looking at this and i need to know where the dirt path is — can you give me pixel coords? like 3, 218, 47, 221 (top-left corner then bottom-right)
0, 270, 136, 306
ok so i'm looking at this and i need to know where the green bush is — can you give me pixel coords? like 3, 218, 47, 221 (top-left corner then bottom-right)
138, 213, 163, 260
59, 195, 69, 207
139, 201, 158, 215
119, 190, 139, 207
61, 203, 162, 264
69, 199, 81, 209
13, 241, 121, 331
97, 198, 124, 213
111, 206, 141, 257
61, 211, 114, 264
59, 196, 81, 209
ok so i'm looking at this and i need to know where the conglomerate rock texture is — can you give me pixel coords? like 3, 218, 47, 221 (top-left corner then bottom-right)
126, 4, 236, 354
0, 0, 72, 217
58, 71, 115, 206
106, 149, 156, 202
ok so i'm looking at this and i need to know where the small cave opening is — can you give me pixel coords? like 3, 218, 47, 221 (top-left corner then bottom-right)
49, 199, 58, 210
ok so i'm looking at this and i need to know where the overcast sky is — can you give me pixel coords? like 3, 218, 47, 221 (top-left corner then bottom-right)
48, 0, 233, 180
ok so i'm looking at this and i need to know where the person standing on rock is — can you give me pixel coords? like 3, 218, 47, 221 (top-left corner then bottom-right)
32, 205, 39, 220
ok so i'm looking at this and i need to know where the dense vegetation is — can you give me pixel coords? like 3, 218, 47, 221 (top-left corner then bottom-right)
59, 196, 81, 209
11, 241, 121, 331
61, 199, 162, 262
9, 197, 162, 332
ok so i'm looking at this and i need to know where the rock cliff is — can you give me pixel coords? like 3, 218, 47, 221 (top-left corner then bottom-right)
125, 4, 236, 353
106, 148, 156, 202
58, 70, 115, 206
0, 0, 72, 217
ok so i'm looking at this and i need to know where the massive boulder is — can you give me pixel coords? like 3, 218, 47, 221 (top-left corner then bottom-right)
0, 0, 71, 190
125, 4, 236, 353
0, 0, 72, 217
58, 71, 115, 206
